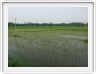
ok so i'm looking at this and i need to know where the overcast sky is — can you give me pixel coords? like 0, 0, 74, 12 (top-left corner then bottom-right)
8, 7, 88, 23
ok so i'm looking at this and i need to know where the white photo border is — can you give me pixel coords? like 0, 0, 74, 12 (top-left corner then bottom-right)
0, 1, 1, 72
2, 1, 94, 73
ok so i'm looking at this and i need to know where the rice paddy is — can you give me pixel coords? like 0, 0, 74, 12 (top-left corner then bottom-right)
8, 26, 88, 67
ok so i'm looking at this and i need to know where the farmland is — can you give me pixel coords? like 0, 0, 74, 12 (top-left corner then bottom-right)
8, 25, 88, 67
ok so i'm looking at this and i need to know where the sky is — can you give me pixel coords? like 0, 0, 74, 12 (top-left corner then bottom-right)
8, 7, 88, 24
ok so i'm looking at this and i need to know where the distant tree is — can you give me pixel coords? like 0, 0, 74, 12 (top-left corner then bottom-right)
8, 22, 88, 26
8, 22, 15, 26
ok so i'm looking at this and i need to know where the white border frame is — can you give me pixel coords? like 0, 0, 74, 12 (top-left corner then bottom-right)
0, 2, 2, 71
94, 0, 96, 72
2, 1, 94, 73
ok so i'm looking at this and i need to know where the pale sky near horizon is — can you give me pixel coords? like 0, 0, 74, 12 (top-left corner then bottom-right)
8, 7, 88, 23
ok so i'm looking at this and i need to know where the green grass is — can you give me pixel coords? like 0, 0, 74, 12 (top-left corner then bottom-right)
9, 26, 88, 32
8, 26, 88, 67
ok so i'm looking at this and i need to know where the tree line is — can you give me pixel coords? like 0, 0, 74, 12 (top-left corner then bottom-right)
8, 22, 88, 26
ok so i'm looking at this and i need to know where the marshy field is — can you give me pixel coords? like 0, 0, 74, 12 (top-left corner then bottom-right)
8, 25, 88, 67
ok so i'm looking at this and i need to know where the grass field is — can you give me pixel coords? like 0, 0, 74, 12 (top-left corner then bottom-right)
8, 26, 88, 67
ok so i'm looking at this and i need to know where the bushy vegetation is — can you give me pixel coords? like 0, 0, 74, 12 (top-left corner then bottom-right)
8, 22, 88, 26
8, 23, 88, 67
